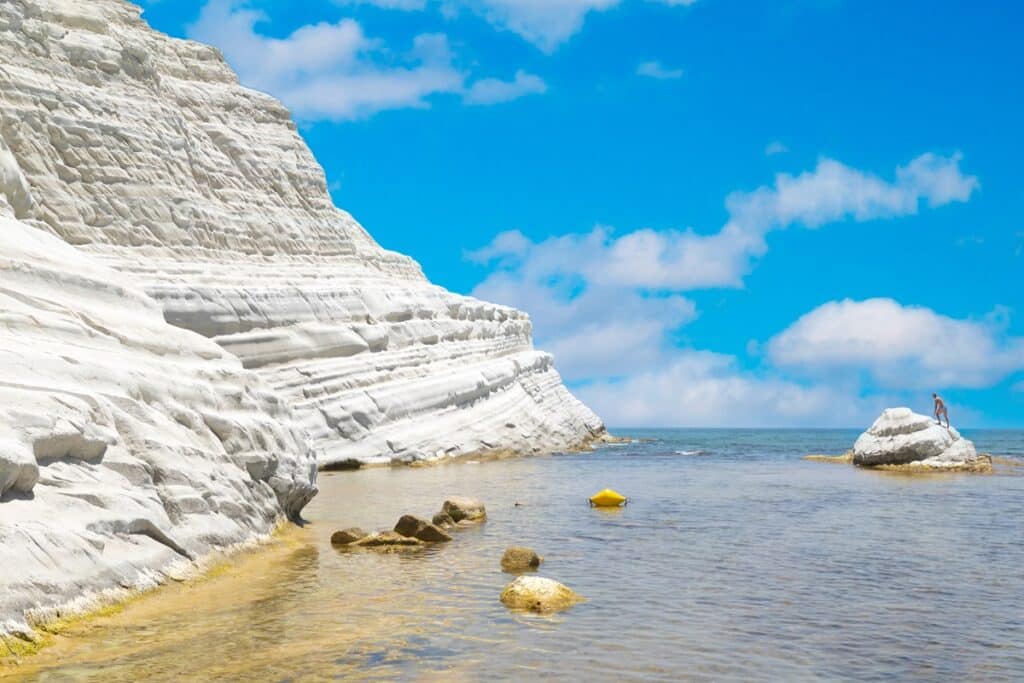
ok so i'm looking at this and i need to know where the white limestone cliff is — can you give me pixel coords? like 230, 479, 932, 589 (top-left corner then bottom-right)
0, 0, 604, 468
0, 0, 603, 638
852, 408, 986, 469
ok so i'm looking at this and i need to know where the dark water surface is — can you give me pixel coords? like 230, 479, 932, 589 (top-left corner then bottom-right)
10, 429, 1024, 681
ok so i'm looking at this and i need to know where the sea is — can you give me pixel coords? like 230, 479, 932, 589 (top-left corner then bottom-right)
10, 429, 1024, 682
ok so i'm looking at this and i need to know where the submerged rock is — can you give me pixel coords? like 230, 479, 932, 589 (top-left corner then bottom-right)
441, 497, 487, 523
501, 546, 543, 572
330, 528, 368, 546
852, 408, 990, 471
432, 512, 456, 529
393, 515, 452, 543
500, 576, 583, 613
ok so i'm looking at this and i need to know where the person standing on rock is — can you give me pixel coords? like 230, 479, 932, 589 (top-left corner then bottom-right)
933, 393, 950, 428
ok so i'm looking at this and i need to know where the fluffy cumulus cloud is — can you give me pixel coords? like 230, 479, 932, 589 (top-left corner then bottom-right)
188, 1, 544, 120
767, 298, 1024, 389
636, 60, 684, 79
470, 154, 983, 425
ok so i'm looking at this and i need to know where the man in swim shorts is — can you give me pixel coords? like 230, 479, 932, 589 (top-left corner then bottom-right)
933, 393, 949, 428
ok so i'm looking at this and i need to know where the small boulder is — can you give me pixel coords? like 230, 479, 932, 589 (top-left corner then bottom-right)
415, 524, 452, 543
394, 514, 430, 537
500, 576, 583, 613
354, 531, 424, 548
330, 527, 367, 546
394, 514, 453, 542
441, 496, 486, 523
432, 512, 455, 528
501, 546, 543, 572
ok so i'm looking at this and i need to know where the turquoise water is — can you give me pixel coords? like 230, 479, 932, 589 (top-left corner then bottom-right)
15, 429, 1024, 681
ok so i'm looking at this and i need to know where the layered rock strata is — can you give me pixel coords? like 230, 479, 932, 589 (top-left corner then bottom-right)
0, 214, 317, 638
0, 0, 604, 470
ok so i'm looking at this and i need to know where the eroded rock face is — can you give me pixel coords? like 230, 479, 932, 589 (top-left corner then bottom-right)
852, 408, 985, 469
0, 0, 604, 470
500, 576, 583, 613
0, 216, 317, 634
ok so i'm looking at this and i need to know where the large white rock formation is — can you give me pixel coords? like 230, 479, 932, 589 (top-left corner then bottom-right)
852, 408, 985, 469
0, 0, 602, 637
0, 0, 604, 469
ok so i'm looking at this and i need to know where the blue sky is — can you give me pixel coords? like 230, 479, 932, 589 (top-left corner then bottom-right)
140, 0, 1024, 428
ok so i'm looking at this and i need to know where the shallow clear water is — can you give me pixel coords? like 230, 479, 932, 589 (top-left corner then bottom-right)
10, 429, 1024, 682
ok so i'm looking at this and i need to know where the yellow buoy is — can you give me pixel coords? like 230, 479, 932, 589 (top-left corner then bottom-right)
589, 488, 627, 507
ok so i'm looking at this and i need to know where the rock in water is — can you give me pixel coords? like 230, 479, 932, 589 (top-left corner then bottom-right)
432, 512, 456, 529
852, 408, 988, 470
442, 497, 487, 523
330, 528, 368, 546
500, 576, 583, 613
501, 547, 544, 572
0, 0, 602, 637
394, 515, 452, 543
414, 524, 453, 543
354, 532, 425, 549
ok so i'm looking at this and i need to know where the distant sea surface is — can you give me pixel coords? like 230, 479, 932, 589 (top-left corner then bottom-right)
14, 429, 1024, 681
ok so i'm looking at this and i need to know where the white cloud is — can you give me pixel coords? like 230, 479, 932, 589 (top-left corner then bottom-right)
188, 1, 550, 120
470, 154, 980, 402
435, 0, 698, 51
636, 60, 684, 80
576, 350, 887, 427
472, 154, 979, 294
764, 141, 788, 156
726, 154, 978, 236
767, 298, 1024, 389
464, 70, 547, 104
188, 1, 464, 120
450, 0, 619, 52
473, 264, 697, 380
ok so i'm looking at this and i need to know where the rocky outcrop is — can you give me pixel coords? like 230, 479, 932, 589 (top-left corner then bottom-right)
500, 576, 583, 613
852, 408, 990, 470
0, 0, 604, 470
